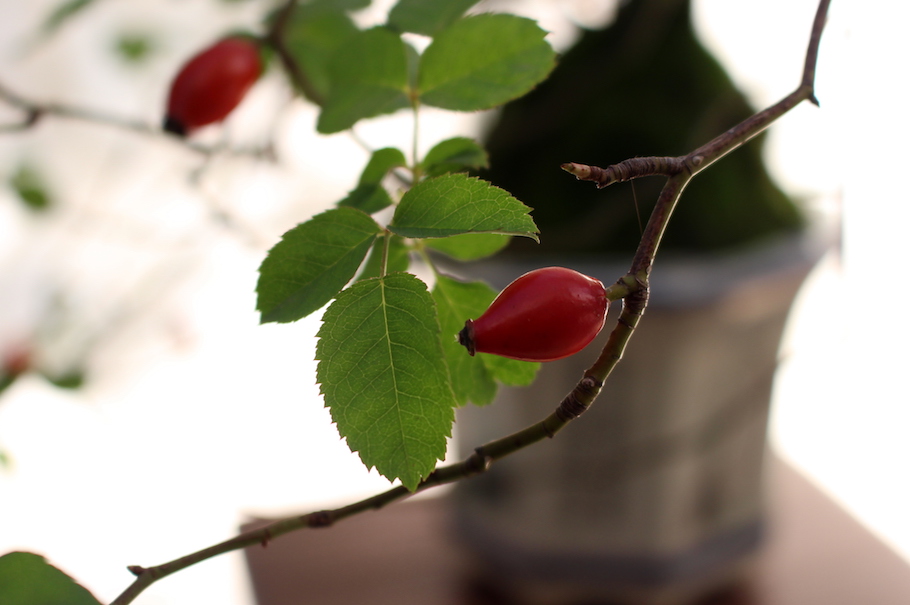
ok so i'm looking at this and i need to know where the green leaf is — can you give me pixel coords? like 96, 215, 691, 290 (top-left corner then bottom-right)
418, 14, 556, 111
0, 374, 17, 396
10, 165, 52, 212
281, 5, 360, 102
432, 275, 497, 406
43, 369, 85, 390
41, 0, 97, 36
338, 147, 407, 213
316, 273, 456, 490
389, 174, 538, 240
113, 32, 155, 64
357, 235, 410, 280
317, 27, 411, 133
426, 233, 510, 260
0, 551, 102, 605
337, 184, 394, 214
421, 136, 488, 177
479, 352, 540, 387
388, 0, 480, 36
256, 208, 382, 324
359, 147, 408, 184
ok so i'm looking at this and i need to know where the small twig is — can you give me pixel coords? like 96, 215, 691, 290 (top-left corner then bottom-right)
0, 79, 274, 159
561, 156, 686, 188
265, 0, 324, 105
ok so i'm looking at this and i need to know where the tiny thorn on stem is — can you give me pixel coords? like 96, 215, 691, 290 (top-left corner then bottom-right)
127, 566, 146, 577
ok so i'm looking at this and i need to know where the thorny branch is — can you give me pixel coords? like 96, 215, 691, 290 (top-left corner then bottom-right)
108, 1, 832, 603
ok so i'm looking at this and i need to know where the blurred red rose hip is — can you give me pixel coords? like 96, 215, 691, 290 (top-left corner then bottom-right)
164, 37, 262, 137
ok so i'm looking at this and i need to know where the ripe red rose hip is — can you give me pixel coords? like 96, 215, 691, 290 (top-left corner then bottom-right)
458, 267, 608, 362
163, 37, 262, 137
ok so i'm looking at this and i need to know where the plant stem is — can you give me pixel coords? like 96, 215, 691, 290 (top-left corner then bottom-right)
265, 0, 325, 105
0, 79, 273, 159
107, 1, 832, 602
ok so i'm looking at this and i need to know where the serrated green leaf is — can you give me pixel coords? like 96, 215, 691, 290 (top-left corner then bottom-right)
256, 208, 381, 324
426, 233, 510, 260
317, 27, 411, 133
316, 273, 456, 490
0, 551, 102, 605
281, 5, 360, 102
421, 136, 488, 177
388, 0, 480, 36
389, 174, 538, 240
432, 274, 497, 406
357, 235, 410, 281
418, 14, 556, 111
10, 165, 52, 212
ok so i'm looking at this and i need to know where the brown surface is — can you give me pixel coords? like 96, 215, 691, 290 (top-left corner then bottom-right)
243, 457, 910, 605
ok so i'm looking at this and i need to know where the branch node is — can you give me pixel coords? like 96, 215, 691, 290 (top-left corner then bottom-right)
308, 510, 334, 528
555, 375, 603, 424
467, 448, 493, 474
127, 566, 146, 577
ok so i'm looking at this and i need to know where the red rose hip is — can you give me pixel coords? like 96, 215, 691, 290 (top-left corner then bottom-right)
164, 37, 262, 137
458, 267, 608, 362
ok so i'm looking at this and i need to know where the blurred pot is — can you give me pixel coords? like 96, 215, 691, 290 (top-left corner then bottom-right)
451, 231, 828, 605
